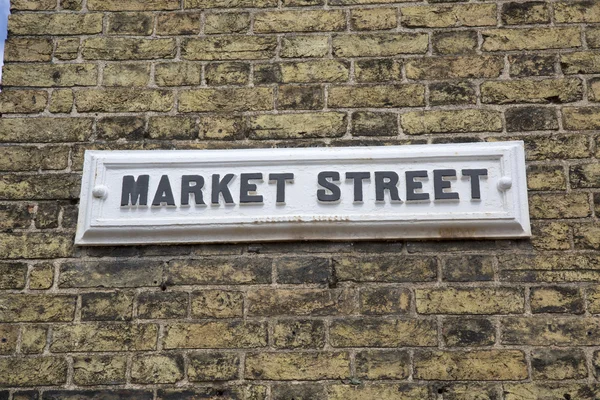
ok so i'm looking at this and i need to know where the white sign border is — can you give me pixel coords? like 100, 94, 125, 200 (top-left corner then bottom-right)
75, 142, 531, 245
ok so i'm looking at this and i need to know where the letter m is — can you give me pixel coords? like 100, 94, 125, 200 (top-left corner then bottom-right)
121, 175, 150, 206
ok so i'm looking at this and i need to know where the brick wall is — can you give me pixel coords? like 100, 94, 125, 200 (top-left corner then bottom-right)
1, 0, 600, 398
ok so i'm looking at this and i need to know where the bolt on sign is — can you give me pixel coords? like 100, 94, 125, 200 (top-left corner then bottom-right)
75, 142, 531, 245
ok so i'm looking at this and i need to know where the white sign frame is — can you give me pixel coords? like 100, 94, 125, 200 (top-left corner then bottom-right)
75, 142, 531, 245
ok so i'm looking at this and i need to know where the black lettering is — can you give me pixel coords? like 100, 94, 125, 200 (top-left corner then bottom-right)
152, 175, 176, 206
346, 172, 370, 203
121, 175, 149, 206
269, 173, 294, 204
405, 170, 429, 201
462, 169, 488, 200
375, 171, 401, 202
317, 171, 341, 202
181, 175, 205, 206
434, 169, 459, 201
240, 173, 263, 204
212, 174, 235, 205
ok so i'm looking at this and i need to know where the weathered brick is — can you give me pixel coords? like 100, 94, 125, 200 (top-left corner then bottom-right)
107, 12, 154, 35
588, 27, 600, 48
83, 38, 176, 60
8, 13, 102, 35
502, 2, 550, 25
182, 36, 277, 60
0, 357, 67, 386
88, 0, 180, 10
245, 352, 349, 380
351, 8, 397, 31
587, 78, 600, 102
499, 254, 600, 283
248, 113, 347, 139
179, 88, 273, 112
98, 117, 145, 141
273, 319, 325, 349
281, 36, 328, 58
504, 384, 600, 400
354, 350, 409, 380
502, 317, 600, 345
482, 27, 581, 51
61, 1, 83, 11
555, 1, 600, 23
185, 0, 275, 8
0, 325, 18, 354
43, 390, 153, 400
355, 59, 402, 82
0, 294, 75, 322
131, 354, 184, 384
11, 0, 55, 10
3, 64, 98, 87
529, 193, 591, 219
272, 384, 325, 400
443, 256, 494, 282
73, 355, 127, 385
155, 62, 202, 86
148, 117, 197, 140
188, 353, 240, 381
360, 287, 410, 315
325, 384, 431, 400
0, 90, 46, 114
334, 256, 436, 282
332, 33, 428, 57
407, 56, 503, 80
520, 135, 588, 160
4, 38, 52, 62
190, 290, 243, 318
0, 263, 27, 289
0, 146, 69, 172
248, 288, 356, 316
429, 82, 476, 106
206, 62, 250, 85
416, 287, 524, 315
81, 292, 134, 321
51, 323, 158, 352
166, 257, 271, 285
402, 4, 497, 28
571, 163, 600, 188
35, 202, 59, 229
60, 261, 163, 288
29, 262, 54, 289
75, 89, 173, 112
531, 221, 571, 250
137, 292, 188, 319
574, 223, 600, 250
439, 384, 500, 400
49, 90, 74, 113
329, 318, 437, 347
481, 78, 582, 104
157, 387, 264, 400
432, 31, 478, 55
402, 109, 502, 134
0, 174, 79, 200
509, 54, 556, 77
351, 111, 397, 137
55, 38, 80, 61
563, 107, 600, 130
443, 317, 495, 347
163, 321, 267, 349
531, 286, 584, 314
21, 326, 47, 354
282, 60, 350, 83
532, 348, 587, 380
255, 10, 345, 33
505, 107, 558, 131
274, 256, 330, 284
329, 84, 424, 108
278, 85, 323, 110
205, 12, 250, 34
157, 12, 201, 35
414, 350, 527, 380
199, 115, 247, 140
103, 64, 150, 87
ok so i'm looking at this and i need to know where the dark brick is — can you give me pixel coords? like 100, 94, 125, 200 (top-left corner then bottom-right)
351, 112, 397, 137
60, 261, 163, 288
278, 85, 323, 110
166, 257, 271, 285
97, 116, 145, 141
43, 391, 153, 400
273, 319, 326, 349
443, 256, 494, 282
429, 81, 476, 106
275, 256, 331, 284
360, 287, 411, 315
0, 203, 33, 230
501, 2, 550, 25
81, 292, 134, 321
188, 353, 240, 381
505, 107, 558, 131
530, 286, 584, 314
0, 263, 28, 289
35, 201, 60, 229
334, 255, 437, 282
137, 291, 188, 319
443, 317, 496, 347
272, 384, 326, 400
509, 54, 556, 77
532, 349, 587, 379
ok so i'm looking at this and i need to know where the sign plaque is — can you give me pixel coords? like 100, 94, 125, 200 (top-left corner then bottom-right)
76, 142, 531, 245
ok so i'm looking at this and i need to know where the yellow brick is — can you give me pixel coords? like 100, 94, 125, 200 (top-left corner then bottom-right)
351, 8, 397, 31
405, 56, 503, 80
163, 322, 267, 349
2, 64, 98, 88
329, 84, 424, 108
157, 12, 201, 35
481, 78, 582, 104
333, 33, 428, 57
555, 1, 600, 23
504, 384, 600, 400
245, 352, 349, 380
4, 38, 52, 62
75, 89, 173, 112
21, 326, 47, 354
182, 36, 277, 60
281, 36, 329, 58
179, 87, 273, 112
402, 4, 497, 28
49, 90, 74, 113
83, 38, 176, 60
88, 0, 180, 10
482, 27, 582, 51
326, 384, 431, 400
529, 193, 591, 219
131, 354, 183, 384
107, 12, 154, 35
185, 0, 276, 7
432, 31, 478, 55
204, 12, 250, 34
0, 294, 75, 322
401, 109, 502, 134
8, 13, 102, 35
73, 355, 127, 385
0, 357, 67, 386
254, 10, 345, 33
155, 62, 202, 86
416, 288, 524, 314
329, 318, 437, 347
29, 263, 54, 290
249, 113, 346, 139
0, 90, 47, 114
103, 64, 150, 87
563, 107, 600, 130
51, 323, 158, 352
